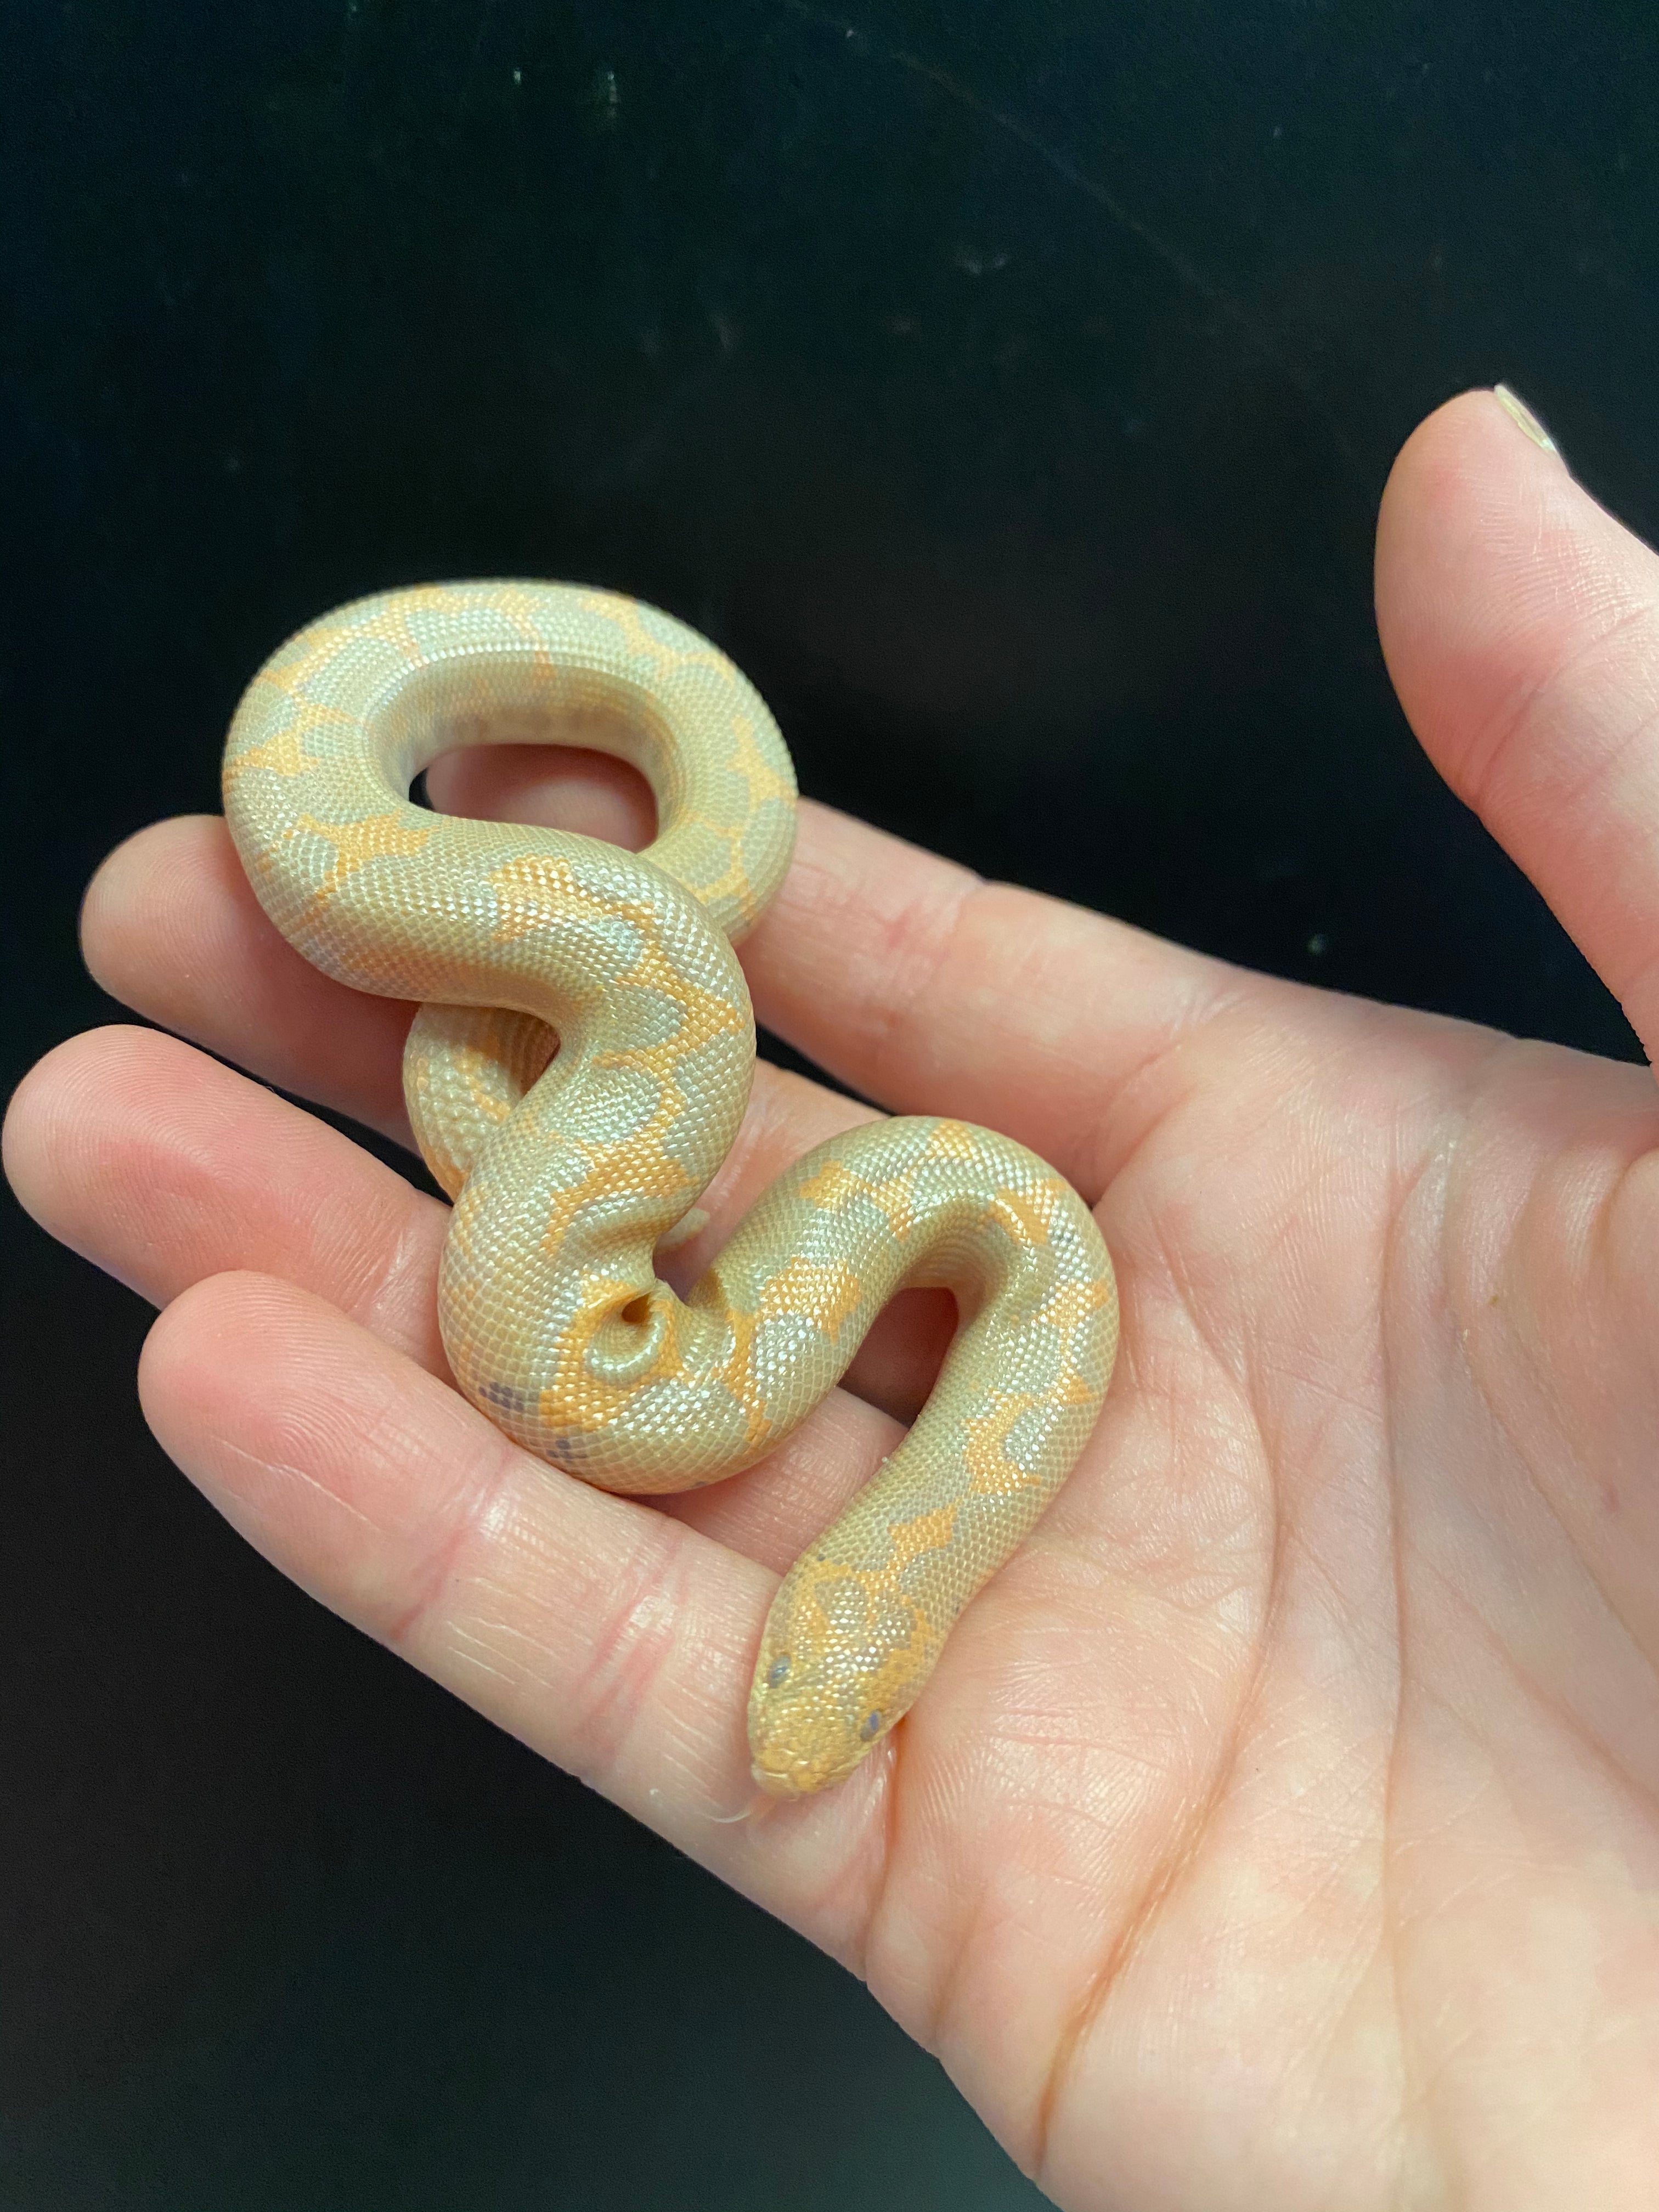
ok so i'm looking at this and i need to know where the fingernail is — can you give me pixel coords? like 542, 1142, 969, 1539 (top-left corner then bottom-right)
1493, 383, 1562, 458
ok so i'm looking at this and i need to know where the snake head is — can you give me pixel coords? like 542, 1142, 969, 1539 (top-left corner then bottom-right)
746, 1553, 938, 1797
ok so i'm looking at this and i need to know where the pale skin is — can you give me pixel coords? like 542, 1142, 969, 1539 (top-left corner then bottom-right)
7, 387, 1659, 2208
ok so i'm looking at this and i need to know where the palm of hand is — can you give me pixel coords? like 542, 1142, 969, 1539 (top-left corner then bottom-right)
8, 393, 1659, 2210
970, 975, 1659, 2209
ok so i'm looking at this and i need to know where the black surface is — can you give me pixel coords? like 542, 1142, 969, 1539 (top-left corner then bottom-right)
2, 2, 1654, 2205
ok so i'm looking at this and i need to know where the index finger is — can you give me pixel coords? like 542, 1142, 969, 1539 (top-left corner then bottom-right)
428, 744, 1245, 1201
741, 800, 1243, 1201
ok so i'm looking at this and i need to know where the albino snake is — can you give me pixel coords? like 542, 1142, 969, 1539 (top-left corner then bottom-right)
222, 582, 1119, 1796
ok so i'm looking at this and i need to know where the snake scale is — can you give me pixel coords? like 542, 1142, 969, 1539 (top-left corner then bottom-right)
222, 582, 1118, 1796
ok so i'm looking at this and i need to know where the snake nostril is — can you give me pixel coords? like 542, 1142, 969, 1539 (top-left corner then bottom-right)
620, 1294, 651, 1326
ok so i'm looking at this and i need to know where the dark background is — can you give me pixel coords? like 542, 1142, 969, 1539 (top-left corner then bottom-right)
3, 2, 1655, 2205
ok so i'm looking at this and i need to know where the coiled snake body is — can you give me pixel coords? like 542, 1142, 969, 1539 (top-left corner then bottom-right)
223, 583, 1118, 1795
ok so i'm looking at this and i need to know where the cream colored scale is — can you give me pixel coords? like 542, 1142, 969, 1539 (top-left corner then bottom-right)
223, 582, 1118, 1795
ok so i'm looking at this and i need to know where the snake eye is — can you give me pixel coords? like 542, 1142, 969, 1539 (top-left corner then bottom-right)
766, 1655, 791, 1688
859, 1709, 883, 1741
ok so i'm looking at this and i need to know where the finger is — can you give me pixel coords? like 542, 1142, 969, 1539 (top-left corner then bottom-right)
82, 816, 420, 1142
428, 736, 1242, 1198
3, 1022, 906, 1573
4, 1024, 449, 1367
425, 740, 656, 849
745, 803, 1243, 1201
80, 744, 657, 1140
138, 1271, 889, 1940
1377, 385, 1659, 1062
77, 816, 951, 1415
669, 1378, 897, 1570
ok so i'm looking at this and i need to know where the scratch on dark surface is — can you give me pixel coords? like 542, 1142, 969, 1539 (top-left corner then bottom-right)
781, 0, 1363, 477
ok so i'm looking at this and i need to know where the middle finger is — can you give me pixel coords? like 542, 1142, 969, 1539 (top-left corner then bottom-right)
5, 1022, 911, 1571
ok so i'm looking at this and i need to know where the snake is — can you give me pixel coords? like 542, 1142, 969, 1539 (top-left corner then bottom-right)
221, 581, 1119, 1796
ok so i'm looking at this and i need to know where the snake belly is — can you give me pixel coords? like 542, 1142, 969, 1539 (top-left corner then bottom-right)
222, 581, 1119, 1796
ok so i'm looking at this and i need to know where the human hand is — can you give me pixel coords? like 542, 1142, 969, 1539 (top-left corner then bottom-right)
7, 388, 1658, 2208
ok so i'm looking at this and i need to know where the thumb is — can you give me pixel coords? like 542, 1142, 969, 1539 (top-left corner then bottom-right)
1376, 386, 1659, 1063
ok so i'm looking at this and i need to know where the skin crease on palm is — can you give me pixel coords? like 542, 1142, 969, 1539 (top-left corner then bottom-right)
7, 385, 1659, 2208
